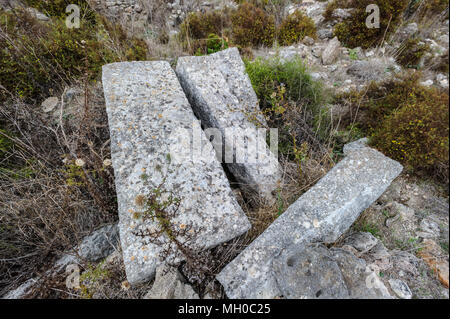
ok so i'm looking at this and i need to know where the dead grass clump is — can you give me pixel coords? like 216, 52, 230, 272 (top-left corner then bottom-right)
0, 83, 118, 296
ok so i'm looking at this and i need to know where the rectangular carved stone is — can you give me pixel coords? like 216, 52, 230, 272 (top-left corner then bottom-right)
176, 48, 281, 204
102, 61, 251, 285
216, 140, 403, 298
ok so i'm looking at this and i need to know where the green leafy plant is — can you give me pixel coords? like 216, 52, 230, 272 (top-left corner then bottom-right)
326, 0, 410, 49
348, 48, 359, 60
195, 33, 229, 56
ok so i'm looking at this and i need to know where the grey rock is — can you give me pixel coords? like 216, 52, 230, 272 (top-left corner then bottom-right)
41, 96, 59, 113
311, 46, 323, 58
144, 265, 199, 299
322, 37, 341, 65
343, 232, 378, 255
217, 142, 403, 299
176, 48, 281, 204
77, 224, 119, 262
102, 61, 250, 285
272, 244, 392, 299
418, 217, 441, 239
420, 79, 434, 87
303, 36, 315, 46
317, 29, 333, 39
26, 7, 50, 21
329, 248, 392, 298
2, 278, 37, 299
389, 279, 412, 299
272, 244, 349, 299
342, 137, 369, 154
368, 242, 391, 260
331, 8, 353, 20
391, 251, 420, 277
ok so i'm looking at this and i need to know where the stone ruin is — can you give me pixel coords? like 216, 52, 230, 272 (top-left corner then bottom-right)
101, 48, 403, 296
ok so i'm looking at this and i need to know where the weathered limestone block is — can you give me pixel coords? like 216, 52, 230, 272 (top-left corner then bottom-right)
272, 243, 392, 299
102, 61, 251, 285
176, 48, 282, 204
216, 140, 403, 298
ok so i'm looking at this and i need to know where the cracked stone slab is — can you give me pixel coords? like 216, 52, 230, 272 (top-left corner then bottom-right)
217, 140, 403, 298
176, 48, 281, 204
102, 61, 251, 285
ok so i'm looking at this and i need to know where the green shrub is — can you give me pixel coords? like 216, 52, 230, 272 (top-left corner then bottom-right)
329, 0, 410, 49
180, 9, 232, 40
337, 73, 449, 183
231, 2, 275, 47
245, 56, 325, 109
278, 11, 317, 46
396, 38, 430, 68
371, 99, 448, 182
195, 33, 229, 55
0, 8, 147, 103
23, 0, 97, 24
245, 55, 328, 133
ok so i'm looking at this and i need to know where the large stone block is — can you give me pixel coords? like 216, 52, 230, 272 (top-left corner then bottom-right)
216, 140, 403, 298
176, 48, 281, 204
102, 61, 251, 285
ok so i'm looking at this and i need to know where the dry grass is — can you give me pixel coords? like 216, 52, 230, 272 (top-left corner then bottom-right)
0, 83, 118, 297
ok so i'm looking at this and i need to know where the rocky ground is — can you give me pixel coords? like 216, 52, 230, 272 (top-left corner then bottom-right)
1, 0, 448, 299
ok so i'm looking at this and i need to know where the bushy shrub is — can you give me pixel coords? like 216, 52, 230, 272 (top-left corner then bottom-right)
278, 11, 317, 46
245, 56, 330, 149
396, 38, 430, 68
180, 9, 232, 40
231, 2, 275, 47
371, 99, 448, 182
328, 0, 410, 49
23, 0, 97, 22
195, 33, 229, 55
337, 73, 449, 183
0, 8, 147, 103
245, 56, 324, 110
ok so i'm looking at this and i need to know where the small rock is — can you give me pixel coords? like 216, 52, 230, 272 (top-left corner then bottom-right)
391, 251, 420, 277
418, 218, 441, 239
317, 29, 333, 39
322, 37, 341, 65
41, 97, 59, 113
26, 7, 50, 21
436, 73, 449, 88
366, 50, 375, 57
331, 8, 353, 20
420, 79, 434, 87
272, 244, 349, 299
144, 265, 199, 299
343, 232, 378, 255
77, 224, 119, 262
389, 279, 412, 299
303, 36, 315, 46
